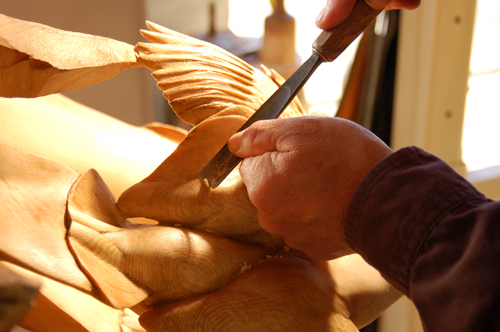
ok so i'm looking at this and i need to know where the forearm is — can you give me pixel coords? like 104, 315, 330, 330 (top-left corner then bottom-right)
345, 146, 500, 331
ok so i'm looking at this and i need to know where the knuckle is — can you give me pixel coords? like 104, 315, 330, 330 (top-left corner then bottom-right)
241, 125, 260, 147
248, 182, 272, 212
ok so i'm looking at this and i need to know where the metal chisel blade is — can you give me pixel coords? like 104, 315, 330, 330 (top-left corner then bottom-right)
198, 53, 323, 189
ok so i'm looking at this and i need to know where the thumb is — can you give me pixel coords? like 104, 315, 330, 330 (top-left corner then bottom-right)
228, 120, 285, 158
315, 0, 356, 30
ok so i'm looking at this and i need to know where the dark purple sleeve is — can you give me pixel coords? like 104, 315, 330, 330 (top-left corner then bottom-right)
345, 146, 500, 332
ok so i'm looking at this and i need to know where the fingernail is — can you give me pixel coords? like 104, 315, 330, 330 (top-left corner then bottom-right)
227, 134, 241, 154
316, 6, 326, 23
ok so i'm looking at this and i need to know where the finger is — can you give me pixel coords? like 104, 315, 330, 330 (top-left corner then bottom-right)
310, 110, 331, 117
386, 0, 420, 10
316, 0, 357, 30
238, 152, 291, 216
316, 0, 420, 30
365, 0, 420, 10
228, 120, 286, 158
365, 0, 395, 10
255, 209, 287, 236
227, 130, 245, 155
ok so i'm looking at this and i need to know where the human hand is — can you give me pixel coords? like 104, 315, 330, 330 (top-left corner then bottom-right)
228, 117, 393, 260
316, 0, 421, 30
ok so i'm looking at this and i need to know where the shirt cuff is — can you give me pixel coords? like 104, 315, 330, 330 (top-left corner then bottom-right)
344, 146, 485, 295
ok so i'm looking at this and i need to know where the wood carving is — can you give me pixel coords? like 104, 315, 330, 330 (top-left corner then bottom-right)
0, 14, 140, 98
117, 21, 307, 248
0, 141, 144, 332
0, 14, 401, 331
1, 261, 143, 332
0, 94, 184, 199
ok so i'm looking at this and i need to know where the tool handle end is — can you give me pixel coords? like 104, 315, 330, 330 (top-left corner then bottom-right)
312, 0, 382, 62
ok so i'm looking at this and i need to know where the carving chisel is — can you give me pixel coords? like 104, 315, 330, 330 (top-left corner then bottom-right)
198, 0, 383, 189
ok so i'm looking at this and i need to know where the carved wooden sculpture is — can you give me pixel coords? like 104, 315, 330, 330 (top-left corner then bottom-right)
0, 94, 184, 199
0, 13, 140, 98
0, 140, 145, 332
117, 21, 308, 248
0, 14, 401, 331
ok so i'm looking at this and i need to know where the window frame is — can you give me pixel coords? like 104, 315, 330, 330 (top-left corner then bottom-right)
379, 0, 490, 331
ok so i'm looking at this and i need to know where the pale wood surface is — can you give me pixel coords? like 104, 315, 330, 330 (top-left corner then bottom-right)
0, 15, 403, 332
141, 254, 400, 331
118, 22, 306, 248
0, 0, 154, 126
0, 94, 183, 198
0, 14, 141, 98
66, 168, 275, 310
0, 141, 93, 293
2, 262, 144, 332
0, 131, 399, 331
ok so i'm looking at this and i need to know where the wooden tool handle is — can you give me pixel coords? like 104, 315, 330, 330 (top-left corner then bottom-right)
312, 0, 383, 62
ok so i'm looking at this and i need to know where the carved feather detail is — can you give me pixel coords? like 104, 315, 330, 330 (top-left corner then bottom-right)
135, 21, 306, 126
119, 21, 308, 248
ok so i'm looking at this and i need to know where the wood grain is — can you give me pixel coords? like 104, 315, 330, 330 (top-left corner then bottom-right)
0, 14, 141, 98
